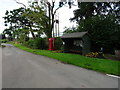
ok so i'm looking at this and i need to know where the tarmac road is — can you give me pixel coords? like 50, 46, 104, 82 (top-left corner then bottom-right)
0, 47, 2, 89
2, 44, 119, 88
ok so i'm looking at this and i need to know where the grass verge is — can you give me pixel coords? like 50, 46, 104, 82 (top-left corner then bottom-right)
11, 43, 120, 76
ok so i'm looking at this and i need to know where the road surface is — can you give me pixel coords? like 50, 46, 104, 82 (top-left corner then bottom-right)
0, 46, 2, 89
2, 44, 119, 88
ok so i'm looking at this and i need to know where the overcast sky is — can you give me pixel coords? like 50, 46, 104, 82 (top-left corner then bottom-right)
0, 0, 78, 34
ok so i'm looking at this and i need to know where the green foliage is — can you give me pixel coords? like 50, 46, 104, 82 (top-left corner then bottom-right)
70, 2, 120, 53
65, 15, 120, 53
54, 37, 63, 50
18, 28, 29, 43
1, 34, 6, 39
3, 7, 35, 39
23, 2, 51, 38
3, 1, 53, 39
71, 2, 120, 23
0, 39, 8, 43
3, 8, 28, 29
25, 38, 47, 49
25, 39, 34, 48
77, 15, 120, 53
3, 27, 13, 38
19, 34, 29, 43
63, 27, 77, 34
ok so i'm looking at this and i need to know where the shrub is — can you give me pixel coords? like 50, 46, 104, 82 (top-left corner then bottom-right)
19, 34, 29, 43
1, 39, 8, 43
43, 38, 49, 50
34, 38, 47, 49
25, 39, 35, 48
25, 38, 47, 49
54, 37, 63, 50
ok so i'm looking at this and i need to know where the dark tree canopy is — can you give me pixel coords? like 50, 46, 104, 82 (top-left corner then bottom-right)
71, 2, 120, 23
64, 2, 120, 53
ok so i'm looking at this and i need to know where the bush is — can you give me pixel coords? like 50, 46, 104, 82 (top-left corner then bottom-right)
34, 38, 47, 49
19, 34, 29, 43
43, 38, 49, 50
24, 37, 63, 50
25, 38, 47, 49
54, 37, 63, 50
0, 39, 8, 43
25, 39, 34, 48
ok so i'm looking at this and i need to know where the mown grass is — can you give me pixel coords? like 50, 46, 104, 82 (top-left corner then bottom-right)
12, 43, 120, 76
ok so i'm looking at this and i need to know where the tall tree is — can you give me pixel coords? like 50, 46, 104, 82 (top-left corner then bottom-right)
23, 2, 50, 38
65, 14, 120, 53
3, 7, 36, 39
71, 2, 120, 23
67, 2, 120, 53
14, 0, 76, 38
38, 0, 76, 38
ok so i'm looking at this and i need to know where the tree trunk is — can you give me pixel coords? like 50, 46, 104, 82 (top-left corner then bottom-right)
51, 13, 54, 38
30, 30, 36, 39
30, 27, 36, 39
29, 25, 36, 39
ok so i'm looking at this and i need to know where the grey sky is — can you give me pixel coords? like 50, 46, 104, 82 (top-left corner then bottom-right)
0, 0, 78, 34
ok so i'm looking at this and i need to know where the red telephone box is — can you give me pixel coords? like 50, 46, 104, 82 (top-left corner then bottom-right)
49, 38, 54, 51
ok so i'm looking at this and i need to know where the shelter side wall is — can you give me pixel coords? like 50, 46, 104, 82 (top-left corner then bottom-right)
82, 35, 91, 55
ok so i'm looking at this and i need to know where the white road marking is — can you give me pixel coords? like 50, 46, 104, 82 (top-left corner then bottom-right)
106, 74, 120, 79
